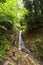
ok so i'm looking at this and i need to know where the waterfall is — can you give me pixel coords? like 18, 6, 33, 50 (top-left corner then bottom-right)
18, 30, 25, 50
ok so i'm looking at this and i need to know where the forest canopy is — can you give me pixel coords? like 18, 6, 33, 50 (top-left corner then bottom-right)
0, 0, 27, 31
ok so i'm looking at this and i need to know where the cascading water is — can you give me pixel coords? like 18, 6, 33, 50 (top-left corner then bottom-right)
19, 30, 25, 50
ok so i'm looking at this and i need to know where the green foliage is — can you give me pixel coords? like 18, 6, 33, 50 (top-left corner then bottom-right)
14, 52, 18, 59
23, 36, 29, 44
0, 0, 27, 31
23, 0, 43, 32
0, 25, 7, 30
0, 49, 6, 61
33, 38, 43, 58
8, 62, 14, 65
0, 34, 11, 61
0, 0, 6, 3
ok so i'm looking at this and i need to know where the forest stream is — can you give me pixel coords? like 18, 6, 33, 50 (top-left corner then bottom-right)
0, 0, 43, 65
3, 31, 43, 65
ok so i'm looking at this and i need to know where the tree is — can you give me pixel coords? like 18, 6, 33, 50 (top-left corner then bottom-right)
0, 0, 27, 31
23, 0, 43, 32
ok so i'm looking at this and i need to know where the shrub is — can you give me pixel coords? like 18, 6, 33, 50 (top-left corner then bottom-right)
34, 38, 43, 59
0, 34, 11, 61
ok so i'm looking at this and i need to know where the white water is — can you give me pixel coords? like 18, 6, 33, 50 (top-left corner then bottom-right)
19, 31, 25, 50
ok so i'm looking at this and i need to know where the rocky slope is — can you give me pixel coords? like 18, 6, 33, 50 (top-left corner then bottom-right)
3, 46, 43, 65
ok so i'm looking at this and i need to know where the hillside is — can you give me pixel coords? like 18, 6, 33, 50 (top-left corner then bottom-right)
3, 46, 43, 65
